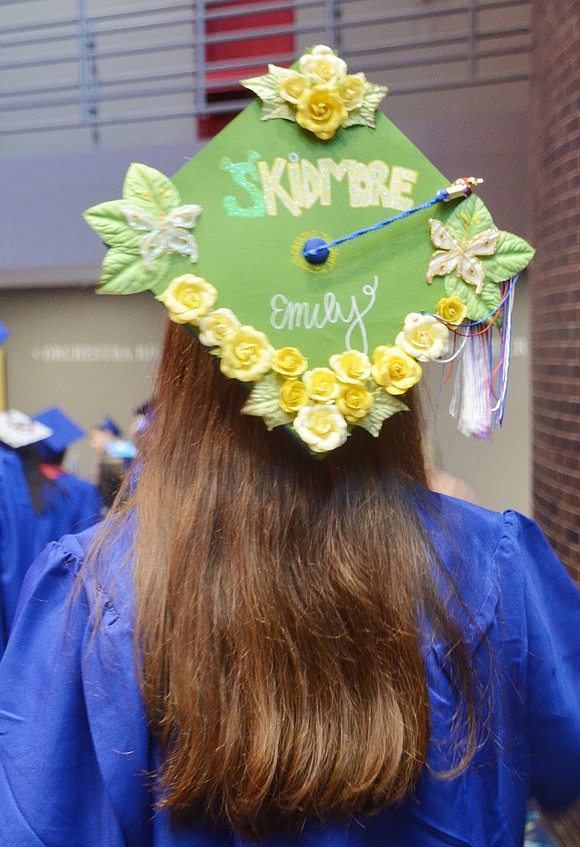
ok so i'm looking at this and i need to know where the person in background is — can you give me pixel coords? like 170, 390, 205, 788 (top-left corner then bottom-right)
90, 415, 123, 453
90, 416, 130, 511
0, 407, 101, 654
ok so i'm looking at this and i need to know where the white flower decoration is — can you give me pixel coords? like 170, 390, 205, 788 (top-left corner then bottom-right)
329, 350, 372, 384
198, 308, 241, 347
121, 203, 202, 271
396, 313, 450, 362
299, 45, 347, 85
426, 218, 500, 295
293, 404, 348, 453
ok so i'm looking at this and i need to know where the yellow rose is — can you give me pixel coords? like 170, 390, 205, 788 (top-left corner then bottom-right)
198, 308, 240, 347
293, 404, 348, 453
279, 73, 309, 105
279, 379, 310, 414
303, 367, 340, 402
220, 326, 274, 383
336, 383, 374, 423
436, 296, 467, 326
156, 274, 217, 325
296, 85, 348, 140
329, 350, 371, 384
271, 346, 308, 378
298, 45, 347, 85
395, 313, 450, 362
372, 345, 423, 396
338, 73, 366, 111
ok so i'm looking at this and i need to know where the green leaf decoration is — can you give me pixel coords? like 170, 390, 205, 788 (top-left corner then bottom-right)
479, 279, 503, 316
483, 231, 535, 283
241, 76, 277, 102
342, 110, 370, 129
82, 200, 141, 251
444, 193, 495, 242
343, 85, 386, 129
268, 65, 301, 85
429, 192, 534, 322
98, 249, 168, 295
241, 66, 290, 103
122, 163, 181, 218
444, 274, 502, 324
357, 390, 408, 437
241, 374, 294, 430
259, 99, 296, 123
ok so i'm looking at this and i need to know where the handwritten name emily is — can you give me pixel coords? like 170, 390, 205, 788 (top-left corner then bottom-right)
270, 276, 379, 355
221, 152, 418, 218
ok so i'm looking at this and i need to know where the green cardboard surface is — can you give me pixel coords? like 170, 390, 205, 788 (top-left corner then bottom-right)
166, 100, 453, 364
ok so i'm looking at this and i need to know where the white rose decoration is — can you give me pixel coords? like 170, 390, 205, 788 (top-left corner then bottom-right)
294, 403, 348, 453
298, 45, 347, 85
198, 308, 241, 347
395, 313, 450, 362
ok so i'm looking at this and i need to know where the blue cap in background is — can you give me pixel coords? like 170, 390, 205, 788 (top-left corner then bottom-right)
33, 407, 86, 462
96, 416, 122, 437
0, 323, 9, 345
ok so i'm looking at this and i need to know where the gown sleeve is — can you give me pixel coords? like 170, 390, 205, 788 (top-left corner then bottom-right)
0, 538, 128, 846
508, 512, 580, 810
61, 476, 104, 533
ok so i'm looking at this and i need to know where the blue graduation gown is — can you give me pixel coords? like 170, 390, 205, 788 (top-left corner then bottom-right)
0, 446, 102, 651
0, 498, 579, 846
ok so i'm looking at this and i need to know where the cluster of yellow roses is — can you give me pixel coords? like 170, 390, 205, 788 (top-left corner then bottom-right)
157, 273, 468, 453
243, 45, 388, 141
282, 46, 363, 140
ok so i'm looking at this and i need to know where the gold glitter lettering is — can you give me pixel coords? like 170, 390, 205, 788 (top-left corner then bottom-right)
389, 166, 418, 212
287, 162, 304, 208
368, 160, 391, 207
346, 160, 373, 208
300, 159, 322, 209
318, 158, 348, 206
258, 158, 300, 217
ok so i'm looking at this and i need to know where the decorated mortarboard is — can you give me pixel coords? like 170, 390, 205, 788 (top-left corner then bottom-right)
32, 407, 86, 462
0, 323, 9, 345
0, 409, 53, 449
84, 44, 534, 455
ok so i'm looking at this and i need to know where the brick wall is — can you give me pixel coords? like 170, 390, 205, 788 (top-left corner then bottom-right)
530, 0, 580, 580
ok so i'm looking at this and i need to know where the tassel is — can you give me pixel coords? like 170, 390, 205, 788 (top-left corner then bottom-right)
449, 325, 494, 438
449, 277, 518, 438
491, 278, 516, 429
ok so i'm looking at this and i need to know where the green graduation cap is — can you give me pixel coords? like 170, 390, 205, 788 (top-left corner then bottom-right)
84, 45, 534, 454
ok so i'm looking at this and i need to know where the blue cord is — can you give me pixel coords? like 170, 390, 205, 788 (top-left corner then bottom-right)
302, 188, 450, 261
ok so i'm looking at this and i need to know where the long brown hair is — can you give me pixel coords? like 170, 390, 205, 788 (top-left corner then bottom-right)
102, 322, 478, 840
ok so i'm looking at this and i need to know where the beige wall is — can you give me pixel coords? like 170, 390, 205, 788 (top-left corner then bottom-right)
0, 288, 165, 480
